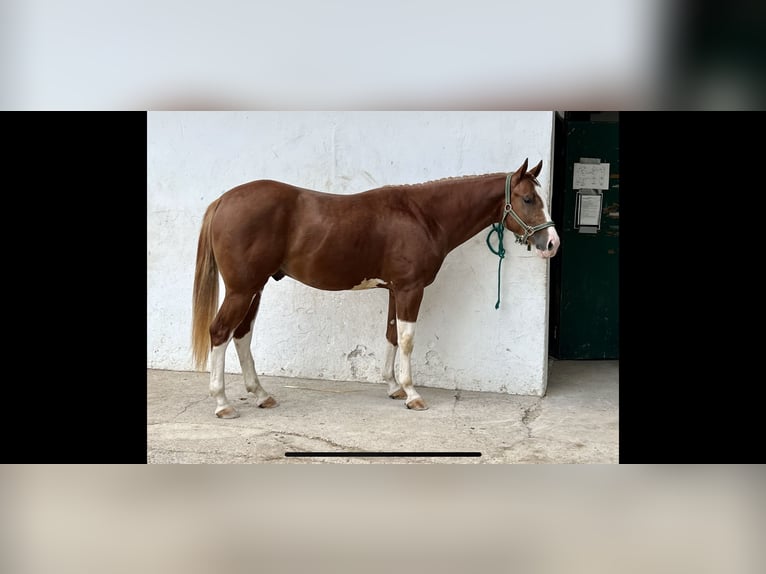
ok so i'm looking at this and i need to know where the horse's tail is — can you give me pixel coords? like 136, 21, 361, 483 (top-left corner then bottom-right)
191, 197, 222, 371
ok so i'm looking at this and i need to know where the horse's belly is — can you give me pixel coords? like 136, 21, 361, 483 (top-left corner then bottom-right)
282, 223, 389, 291
284, 267, 388, 291
282, 252, 387, 291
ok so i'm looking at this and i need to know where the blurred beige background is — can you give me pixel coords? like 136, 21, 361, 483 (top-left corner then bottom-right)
2, 465, 763, 574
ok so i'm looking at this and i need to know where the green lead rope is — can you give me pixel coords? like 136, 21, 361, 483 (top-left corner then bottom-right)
486, 222, 506, 309
486, 171, 555, 309
486, 172, 515, 310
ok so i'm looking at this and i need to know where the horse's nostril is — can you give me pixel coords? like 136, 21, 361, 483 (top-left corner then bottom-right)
547, 240, 554, 251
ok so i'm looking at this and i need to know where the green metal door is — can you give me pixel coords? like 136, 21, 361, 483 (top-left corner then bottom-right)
549, 119, 619, 359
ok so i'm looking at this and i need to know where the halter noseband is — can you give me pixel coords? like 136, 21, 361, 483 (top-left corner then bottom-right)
501, 172, 556, 248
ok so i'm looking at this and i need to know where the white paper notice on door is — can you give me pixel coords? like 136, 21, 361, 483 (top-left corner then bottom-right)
573, 162, 610, 190
578, 194, 603, 226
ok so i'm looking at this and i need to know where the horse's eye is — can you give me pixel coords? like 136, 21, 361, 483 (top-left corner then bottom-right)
523, 196, 533, 204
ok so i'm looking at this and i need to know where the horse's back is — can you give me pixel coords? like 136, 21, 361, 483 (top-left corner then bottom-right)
208, 179, 436, 291
216, 179, 300, 216
211, 180, 303, 241
215, 179, 380, 219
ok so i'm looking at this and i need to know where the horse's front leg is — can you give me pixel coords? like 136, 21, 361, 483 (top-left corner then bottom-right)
384, 290, 406, 399
394, 287, 427, 410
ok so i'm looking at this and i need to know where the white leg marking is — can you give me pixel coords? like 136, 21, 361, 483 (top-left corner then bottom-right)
234, 320, 272, 405
383, 341, 401, 395
210, 335, 239, 417
351, 278, 387, 290
396, 319, 423, 405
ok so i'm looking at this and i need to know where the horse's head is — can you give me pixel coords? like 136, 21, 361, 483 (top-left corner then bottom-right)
505, 158, 560, 258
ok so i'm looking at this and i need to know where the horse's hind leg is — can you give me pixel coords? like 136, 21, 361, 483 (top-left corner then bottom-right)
384, 290, 406, 399
209, 291, 257, 418
233, 291, 277, 408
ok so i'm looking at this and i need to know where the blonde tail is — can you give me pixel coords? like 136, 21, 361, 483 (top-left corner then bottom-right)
191, 198, 221, 370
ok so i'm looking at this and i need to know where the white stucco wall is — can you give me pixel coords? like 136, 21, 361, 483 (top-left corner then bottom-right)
148, 111, 555, 395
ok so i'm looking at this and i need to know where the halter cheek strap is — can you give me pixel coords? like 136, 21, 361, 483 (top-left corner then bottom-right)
485, 172, 556, 309
502, 173, 556, 247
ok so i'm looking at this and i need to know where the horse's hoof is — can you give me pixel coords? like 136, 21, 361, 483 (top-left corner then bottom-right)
406, 398, 428, 410
389, 388, 407, 400
257, 396, 278, 408
215, 406, 240, 419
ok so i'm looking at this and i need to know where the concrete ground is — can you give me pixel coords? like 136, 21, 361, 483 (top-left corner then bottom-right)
147, 360, 618, 463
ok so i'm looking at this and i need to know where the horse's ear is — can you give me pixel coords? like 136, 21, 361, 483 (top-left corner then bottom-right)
529, 160, 543, 178
516, 158, 529, 178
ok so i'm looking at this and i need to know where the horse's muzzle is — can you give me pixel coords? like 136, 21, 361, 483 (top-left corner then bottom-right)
533, 228, 560, 258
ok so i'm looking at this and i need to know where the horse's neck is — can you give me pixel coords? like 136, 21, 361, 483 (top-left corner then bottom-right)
410, 175, 506, 252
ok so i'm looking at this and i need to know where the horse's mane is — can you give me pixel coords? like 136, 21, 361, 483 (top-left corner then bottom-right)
381, 172, 540, 190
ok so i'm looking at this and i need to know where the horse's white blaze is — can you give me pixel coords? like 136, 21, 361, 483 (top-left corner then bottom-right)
210, 335, 233, 410
541, 203, 551, 222
351, 278, 386, 290
536, 187, 560, 258
395, 319, 422, 403
234, 320, 271, 403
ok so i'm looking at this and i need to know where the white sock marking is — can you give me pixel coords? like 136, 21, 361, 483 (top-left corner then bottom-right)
383, 341, 399, 394
395, 319, 421, 403
234, 320, 270, 402
210, 335, 233, 409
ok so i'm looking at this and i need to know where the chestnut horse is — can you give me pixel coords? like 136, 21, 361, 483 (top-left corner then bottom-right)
192, 158, 559, 418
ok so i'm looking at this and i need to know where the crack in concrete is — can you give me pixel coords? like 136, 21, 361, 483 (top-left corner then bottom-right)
274, 430, 353, 452
521, 400, 542, 438
172, 396, 209, 420
451, 389, 462, 428
451, 389, 461, 411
